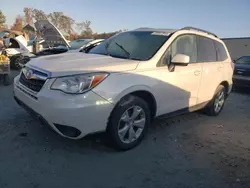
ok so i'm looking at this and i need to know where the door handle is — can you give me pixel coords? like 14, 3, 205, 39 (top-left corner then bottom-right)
194, 70, 201, 76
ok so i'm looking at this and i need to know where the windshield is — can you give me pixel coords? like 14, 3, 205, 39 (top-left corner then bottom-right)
235, 56, 250, 65
69, 39, 93, 50
88, 31, 170, 60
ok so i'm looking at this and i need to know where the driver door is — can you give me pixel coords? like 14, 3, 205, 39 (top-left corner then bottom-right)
155, 34, 202, 115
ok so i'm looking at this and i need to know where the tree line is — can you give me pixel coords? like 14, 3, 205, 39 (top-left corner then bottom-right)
0, 8, 127, 40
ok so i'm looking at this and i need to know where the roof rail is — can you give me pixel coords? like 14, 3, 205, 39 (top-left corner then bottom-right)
180, 26, 218, 38
135, 27, 176, 31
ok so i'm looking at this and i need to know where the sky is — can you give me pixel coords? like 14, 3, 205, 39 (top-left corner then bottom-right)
1, 0, 250, 38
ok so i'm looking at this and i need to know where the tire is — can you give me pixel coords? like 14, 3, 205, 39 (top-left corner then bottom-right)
3, 74, 11, 86
205, 85, 226, 116
107, 95, 151, 150
10, 55, 22, 70
19, 56, 30, 68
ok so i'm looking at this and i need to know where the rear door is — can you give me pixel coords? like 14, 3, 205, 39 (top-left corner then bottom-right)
197, 36, 224, 103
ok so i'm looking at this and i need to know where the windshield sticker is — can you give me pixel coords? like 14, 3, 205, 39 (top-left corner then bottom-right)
151, 32, 170, 36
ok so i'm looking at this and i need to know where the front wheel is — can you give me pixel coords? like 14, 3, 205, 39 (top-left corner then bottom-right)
107, 95, 151, 150
10, 55, 22, 70
205, 85, 226, 116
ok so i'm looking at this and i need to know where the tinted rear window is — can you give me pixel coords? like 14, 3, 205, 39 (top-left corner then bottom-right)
197, 36, 217, 62
235, 56, 250, 65
215, 41, 228, 61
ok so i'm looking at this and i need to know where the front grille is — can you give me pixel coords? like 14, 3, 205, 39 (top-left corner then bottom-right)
19, 71, 47, 92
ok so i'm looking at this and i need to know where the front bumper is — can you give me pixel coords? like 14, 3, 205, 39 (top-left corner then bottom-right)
13, 75, 114, 139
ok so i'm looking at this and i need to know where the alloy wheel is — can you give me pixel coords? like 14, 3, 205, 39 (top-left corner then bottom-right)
214, 90, 225, 113
118, 105, 146, 144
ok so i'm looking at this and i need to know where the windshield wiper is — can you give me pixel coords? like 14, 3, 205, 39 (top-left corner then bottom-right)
114, 42, 130, 59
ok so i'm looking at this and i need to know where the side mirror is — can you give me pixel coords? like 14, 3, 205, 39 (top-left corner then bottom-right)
172, 54, 190, 66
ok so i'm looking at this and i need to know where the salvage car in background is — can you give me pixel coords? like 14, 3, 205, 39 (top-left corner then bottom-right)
55, 39, 104, 52
233, 55, 250, 88
79, 39, 105, 53
0, 29, 44, 69
18, 39, 104, 68
69, 39, 93, 50
16, 20, 104, 68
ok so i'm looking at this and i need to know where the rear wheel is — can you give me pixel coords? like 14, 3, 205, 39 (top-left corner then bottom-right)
107, 95, 151, 150
205, 85, 226, 116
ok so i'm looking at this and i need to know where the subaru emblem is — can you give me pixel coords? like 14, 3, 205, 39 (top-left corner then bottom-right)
24, 69, 33, 79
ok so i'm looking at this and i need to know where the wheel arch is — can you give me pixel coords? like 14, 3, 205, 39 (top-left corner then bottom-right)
219, 81, 230, 96
112, 86, 158, 119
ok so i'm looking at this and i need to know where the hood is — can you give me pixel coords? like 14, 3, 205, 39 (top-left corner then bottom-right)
26, 52, 139, 77
34, 20, 70, 48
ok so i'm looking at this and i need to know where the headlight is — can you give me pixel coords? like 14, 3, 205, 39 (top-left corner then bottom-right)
51, 73, 109, 94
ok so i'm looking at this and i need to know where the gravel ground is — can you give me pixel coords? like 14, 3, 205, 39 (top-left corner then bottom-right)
0, 71, 250, 188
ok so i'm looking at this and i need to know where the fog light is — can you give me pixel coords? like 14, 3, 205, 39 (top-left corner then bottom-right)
54, 124, 81, 138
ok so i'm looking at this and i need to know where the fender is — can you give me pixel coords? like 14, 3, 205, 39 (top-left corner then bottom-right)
112, 85, 155, 104
103, 85, 159, 117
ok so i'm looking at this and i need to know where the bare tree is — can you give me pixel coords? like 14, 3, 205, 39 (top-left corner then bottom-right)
19, 8, 96, 38
80, 20, 93, 38
31, 9, 48, 21
76, 22, 85, 31
47, 12, 63, 28
11, 15, 23, 31
59, 15, 75, 34
48, 12, 75, 35
23, 8, 33, 25
21, 16, 27, 26
0, 10, 6, 27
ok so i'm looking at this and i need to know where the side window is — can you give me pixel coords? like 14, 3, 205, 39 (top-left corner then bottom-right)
235, 56, 250, 65
215, 41, 228, 61
163, 35, 197, 65
197, 36, 217, 62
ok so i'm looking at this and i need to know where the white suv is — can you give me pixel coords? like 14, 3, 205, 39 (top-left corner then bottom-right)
13, 27, 233, 150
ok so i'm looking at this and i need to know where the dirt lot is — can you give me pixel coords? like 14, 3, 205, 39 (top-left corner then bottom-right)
0, 71, 250, 188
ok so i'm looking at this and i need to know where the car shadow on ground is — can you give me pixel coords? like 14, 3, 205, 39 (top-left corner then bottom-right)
2, 69, 238, 154
2, 76, 250, 187
12, 109, 205, 154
